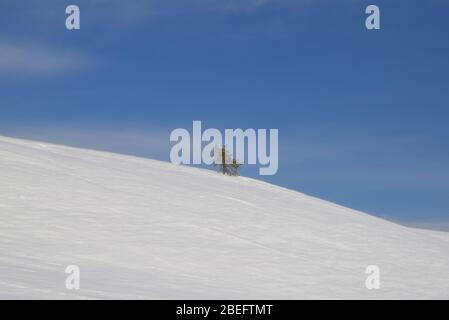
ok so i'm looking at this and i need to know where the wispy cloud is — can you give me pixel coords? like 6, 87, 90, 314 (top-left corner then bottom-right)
4, 0, 157, 23
0, 125, 170, 161
188, 0, 308, 12
4, 0, 294, 22
192, 0, 270, 11
0, 40, 93, 75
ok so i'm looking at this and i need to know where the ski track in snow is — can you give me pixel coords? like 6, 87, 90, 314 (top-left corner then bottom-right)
0, 135, 449, 299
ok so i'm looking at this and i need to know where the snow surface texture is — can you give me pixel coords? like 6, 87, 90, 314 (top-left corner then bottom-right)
0, 135, 448, 299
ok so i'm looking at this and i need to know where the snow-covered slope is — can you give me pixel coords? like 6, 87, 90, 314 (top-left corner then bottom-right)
0, 135, 448, 299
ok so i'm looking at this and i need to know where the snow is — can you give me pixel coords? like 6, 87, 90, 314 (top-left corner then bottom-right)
0, 135, 448, 299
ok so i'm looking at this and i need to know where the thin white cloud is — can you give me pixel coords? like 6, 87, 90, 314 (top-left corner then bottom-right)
11, 0, 158, 21
11, 0, 294, 21
193, 0, 270, 10
191, 0, 309, 12
0, 126, 170, 161
0, 40, 92, 75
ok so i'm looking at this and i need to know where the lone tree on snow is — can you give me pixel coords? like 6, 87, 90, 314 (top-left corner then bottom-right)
214, 146, 242, 176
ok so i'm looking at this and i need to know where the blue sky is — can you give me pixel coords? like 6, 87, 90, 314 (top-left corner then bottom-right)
1, 0, 449, 226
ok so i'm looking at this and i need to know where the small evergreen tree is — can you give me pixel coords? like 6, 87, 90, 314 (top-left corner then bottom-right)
214, 146, 241, 176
